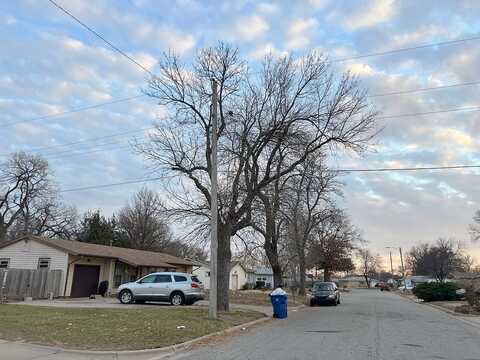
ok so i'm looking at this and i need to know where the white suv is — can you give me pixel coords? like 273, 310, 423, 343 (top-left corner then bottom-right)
117, 272, 204, 306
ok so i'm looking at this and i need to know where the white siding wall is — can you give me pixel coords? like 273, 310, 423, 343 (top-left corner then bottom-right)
192, 265, 210, 289
230, 264, 248, 290
0, 239, 69, 294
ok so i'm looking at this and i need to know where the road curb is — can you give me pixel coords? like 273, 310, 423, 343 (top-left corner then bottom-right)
393, 292, 480, 331
1, 315, 272, 358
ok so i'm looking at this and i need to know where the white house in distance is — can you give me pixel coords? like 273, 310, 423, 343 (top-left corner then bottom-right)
193, 261, 274, 290
0, 235, 194, 297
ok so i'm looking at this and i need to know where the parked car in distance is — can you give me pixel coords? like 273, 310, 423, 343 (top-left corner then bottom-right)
379, 281, 390, 291
310, 282, 340, 306
118, 272, 204, 306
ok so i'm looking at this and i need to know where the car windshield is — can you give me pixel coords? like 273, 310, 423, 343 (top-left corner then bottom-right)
313, 283, 334, 291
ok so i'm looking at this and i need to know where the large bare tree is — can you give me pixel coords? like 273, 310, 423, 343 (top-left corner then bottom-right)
137, 44, 377, 311
7, 196, 78, 240
283, 155, 339, 293
0, 152, 54, 242
407, 238, 466, 282
117, 188, 172, 251
307, 209, 357, 282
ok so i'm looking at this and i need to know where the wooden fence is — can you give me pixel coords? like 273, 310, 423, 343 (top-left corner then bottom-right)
0, 269, 63, 300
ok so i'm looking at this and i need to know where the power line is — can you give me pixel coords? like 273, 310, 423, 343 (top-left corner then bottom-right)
4, 104, 478, 158
368, 80, 480, 98
58, 164, 480, 193
2, 94, 146, 127
47, 0, 153, 76
336, 165, 480, 173
0, 126, 155, 157
59, 175, 176, 193
331, 34, 480, 63
378, 106, 480, 120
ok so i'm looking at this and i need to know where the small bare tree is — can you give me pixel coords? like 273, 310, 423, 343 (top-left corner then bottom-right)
117, 188, 172, 251
0, 152, 54, 242
357, 248, 380, 288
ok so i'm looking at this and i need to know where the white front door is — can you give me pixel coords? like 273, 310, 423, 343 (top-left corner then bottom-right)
232, 274, 239, 290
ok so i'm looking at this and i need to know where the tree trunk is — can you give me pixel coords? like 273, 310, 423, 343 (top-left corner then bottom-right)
264, 239, 283, 288
216, 225, 231, 312
364, 274, 370, 288
298, 253, 306, 295
0, 224, 7, 243
323, 267, 331, 282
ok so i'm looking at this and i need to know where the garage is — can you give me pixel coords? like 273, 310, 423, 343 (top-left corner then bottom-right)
71, 265, 100, 297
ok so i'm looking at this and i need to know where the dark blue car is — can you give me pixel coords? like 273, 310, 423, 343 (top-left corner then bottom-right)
310, 282, 341, 306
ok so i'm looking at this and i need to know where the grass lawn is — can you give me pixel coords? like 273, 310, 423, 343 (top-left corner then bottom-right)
0, 305, 264, 350
229, 290, 307, 306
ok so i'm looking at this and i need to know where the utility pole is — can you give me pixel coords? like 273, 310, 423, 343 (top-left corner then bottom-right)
399, 247, 406, 291
389, 251, 394, 274
209, 79, 218, 319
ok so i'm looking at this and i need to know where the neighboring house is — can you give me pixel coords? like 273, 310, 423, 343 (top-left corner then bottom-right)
192, 261, 251, 290
247, 267, 274, 289
0, 235, 193, 298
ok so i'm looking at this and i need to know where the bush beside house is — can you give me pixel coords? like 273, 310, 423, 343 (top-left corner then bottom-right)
413, 282, 459, 302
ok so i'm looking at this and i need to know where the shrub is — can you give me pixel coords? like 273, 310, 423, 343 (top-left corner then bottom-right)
241, 283, 255, 290
465, 286, 480, 310
413, 282, 459, 302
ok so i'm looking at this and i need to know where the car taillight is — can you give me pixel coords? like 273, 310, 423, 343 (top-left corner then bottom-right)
191, 282, 199, 288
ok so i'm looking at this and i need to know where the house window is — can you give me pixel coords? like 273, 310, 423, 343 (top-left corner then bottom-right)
37, 258, 51, 269
0, 258, 10, 268
206, 271, 210, 277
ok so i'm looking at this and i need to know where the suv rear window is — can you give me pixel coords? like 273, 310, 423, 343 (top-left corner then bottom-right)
174, 275, 187, 282
191, 275, 200, 283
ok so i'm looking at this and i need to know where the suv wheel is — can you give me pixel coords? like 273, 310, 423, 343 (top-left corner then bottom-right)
170, 292, 185, 306
119, 290, 134, 304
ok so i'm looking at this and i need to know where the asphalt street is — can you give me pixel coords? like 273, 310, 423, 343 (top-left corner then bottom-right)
2, 290, 480, 360
167, 290, 480, 360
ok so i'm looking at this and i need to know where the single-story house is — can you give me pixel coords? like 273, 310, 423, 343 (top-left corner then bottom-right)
192, 260, 250, 290
0, 235, 194, 297
247, 267, 274, 289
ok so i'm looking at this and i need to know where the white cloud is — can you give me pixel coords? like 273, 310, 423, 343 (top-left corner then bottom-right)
286, 18, 318, 49
389, 25, 458, 48
308, 0, 330, 9
233, 15, 269, 42
347, 63, 376, 76
256, 2, 279, 14
248, 43, 287, 60
343, 0, 396, 30
133, 23, 195, 55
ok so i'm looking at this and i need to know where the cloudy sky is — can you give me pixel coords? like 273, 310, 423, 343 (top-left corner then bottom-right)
2, 0, 480, 268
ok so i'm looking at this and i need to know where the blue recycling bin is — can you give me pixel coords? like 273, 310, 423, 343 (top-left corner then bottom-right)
270, 294, 288, 319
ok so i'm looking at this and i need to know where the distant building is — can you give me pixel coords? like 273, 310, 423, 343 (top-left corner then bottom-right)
192, 261, 250, 290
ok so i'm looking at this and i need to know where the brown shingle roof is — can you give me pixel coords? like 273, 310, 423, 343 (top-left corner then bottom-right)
3, 236, 193, 268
